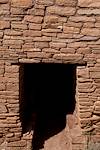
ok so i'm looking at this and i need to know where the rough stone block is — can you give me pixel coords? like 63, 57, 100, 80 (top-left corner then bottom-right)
56, 0, 77, 6
0, 21, 10, 29
24, 15, 43, 23
46, 6, 76, 16
81, 28, 100, 36
78, 0, 100, 7
63, 26, 80, 34
36, 0, 54, 6
0, 104, 7, 113
23, 30, 41, 37
29, 23, 41, 30
11, 0, 33, 8
0, 0, 8, 3
35, 42, 49, 48
50, 42, 66, 49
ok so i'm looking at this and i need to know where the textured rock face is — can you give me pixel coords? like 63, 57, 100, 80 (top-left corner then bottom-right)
78, 0, 100, 7
0, 0, 100, 149
11, 0, 33, 8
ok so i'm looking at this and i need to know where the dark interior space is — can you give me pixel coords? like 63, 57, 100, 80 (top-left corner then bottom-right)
19, 63, 76, 150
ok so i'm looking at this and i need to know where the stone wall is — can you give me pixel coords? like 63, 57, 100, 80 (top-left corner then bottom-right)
0, 0, 100, 149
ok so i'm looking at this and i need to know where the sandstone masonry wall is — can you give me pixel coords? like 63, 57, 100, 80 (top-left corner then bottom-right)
0, 0, 100, 149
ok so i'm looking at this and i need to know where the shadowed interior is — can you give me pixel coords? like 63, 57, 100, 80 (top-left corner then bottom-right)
19, 63, 76, 150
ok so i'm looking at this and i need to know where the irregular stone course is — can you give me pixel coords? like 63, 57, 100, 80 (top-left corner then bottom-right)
0, 0, 100, 149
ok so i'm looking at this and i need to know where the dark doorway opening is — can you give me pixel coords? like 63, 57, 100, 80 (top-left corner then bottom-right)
19, 63, 76, 150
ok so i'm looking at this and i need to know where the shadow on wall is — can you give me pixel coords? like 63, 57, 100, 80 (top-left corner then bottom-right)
19, 63, 76, 150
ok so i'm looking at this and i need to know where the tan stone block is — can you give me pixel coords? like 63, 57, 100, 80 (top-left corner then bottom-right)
42, 32, 56, 37
44, 15, 59, 23
36, 0, 54, 6
56, 0, 77, 6
53, 54, 83, 62
5, 65, 19, 73
11, 23, 27, 30
0, 104, 7, 113
0, 21, 10, 29
81, 28, 100, 36
42, 28, 62, 33
46, 6, 76, 16
42, 48, 59, 53
83, 22, 95, 28
11, 7, 25, 15
80, 112, 92, 118
50, 42, 66, 49
77, 47, 91, 54
7, 140, 27, 147
78, 8, 100, 15
69, 16, 95, 22
67, 42, 87, 48
23, 30, 41, 37
4, 30, 22, 36
34, 8, 44, 16
78, 0, 100, 7
3, 39, 23, 45
6, 133, 14, 138
6, 83, 19, 91
90, 72, 100, 79
0, 83, 6, 91
35, 42, 49, 48
60, 48, 75, 54
0, 0, 9, 3
33, 36, 51, 42
0, 32, 3, 38
24, 15, 43, 23
29, 23, 41, 30
63, 26, 80, 34
11, 0, 33, 8
27, 52, 52, 59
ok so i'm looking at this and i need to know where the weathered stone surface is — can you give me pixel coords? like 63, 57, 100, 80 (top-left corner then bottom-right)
0, 104, 7, 113
0, 21, 10, 29
47, 6, 76, 16
78, 9, 100, 15
78, 0, 100, 7
24, 15, 43, 23
36, 0, 54, 6
11, 0, 33, 8
56, 0, 77, 6
81, 28, 100, 36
